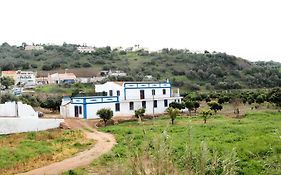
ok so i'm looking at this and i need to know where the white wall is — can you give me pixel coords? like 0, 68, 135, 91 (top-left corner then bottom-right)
125, 88, 171, 100
0, 102, 38, 118
0, 102, 16, 117
61, 98, 180, 119
95, 82, 123, 98
0, 118, 64, 135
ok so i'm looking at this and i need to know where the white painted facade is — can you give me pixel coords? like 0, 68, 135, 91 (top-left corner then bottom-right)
0, 102, 64, 135
25, 45, 44, 51
60, 81, 182, 119
16, 70, 36, 87
77, 46, 96, 53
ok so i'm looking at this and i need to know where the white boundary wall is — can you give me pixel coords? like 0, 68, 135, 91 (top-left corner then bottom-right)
0, 118, 64, 135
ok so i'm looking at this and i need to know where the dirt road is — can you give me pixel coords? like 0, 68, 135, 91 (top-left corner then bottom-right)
18, 129, 116, 175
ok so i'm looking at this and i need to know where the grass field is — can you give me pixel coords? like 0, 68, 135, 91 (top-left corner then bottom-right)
66, 111, 281, 175
0, 129, 93, 175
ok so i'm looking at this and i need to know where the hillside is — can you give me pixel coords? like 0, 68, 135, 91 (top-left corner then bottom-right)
0, 42, 281, 91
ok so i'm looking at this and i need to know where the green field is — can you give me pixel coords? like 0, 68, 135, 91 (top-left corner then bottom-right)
67, 111, 281, 175
0, 129, 93, 175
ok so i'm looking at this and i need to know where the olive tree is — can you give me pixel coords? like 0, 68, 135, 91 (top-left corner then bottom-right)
201, 109, 213, 124
96, 108, 113, 126
135, 108, 145, 123
166, 107, 180, 125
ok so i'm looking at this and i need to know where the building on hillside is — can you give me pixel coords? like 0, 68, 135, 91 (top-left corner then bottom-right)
60, 81, 182, 119
91, 76, 106, 83
1, 70, 17, 82
36, 77, 48, 85
16, 70, 36, 87
1, 70, 36, 87
77, 46, 96, 53
108, 70, 127, 77
48, 73, 76, 84
24, 45, 44, 51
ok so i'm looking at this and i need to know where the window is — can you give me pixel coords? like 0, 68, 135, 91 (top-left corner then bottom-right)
115, 103, 120, 111
163, 89, 166, 95
142, 101, 146, 109
164, 99, 168, 107
109, 90, 113, 96
129, 102, 134, 110
117, 90, 120, 96
154, 100, 157, 108
140, 90, 145, 99
152, 89, 155, 95
79, 106, 82, 114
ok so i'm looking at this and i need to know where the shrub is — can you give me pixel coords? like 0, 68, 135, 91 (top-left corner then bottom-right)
96, 108, 113, 126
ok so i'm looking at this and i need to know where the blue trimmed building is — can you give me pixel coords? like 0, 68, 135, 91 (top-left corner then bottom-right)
60, 81, 182, 119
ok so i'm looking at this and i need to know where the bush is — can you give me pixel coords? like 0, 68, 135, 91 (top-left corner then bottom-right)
96, 108, 113, 126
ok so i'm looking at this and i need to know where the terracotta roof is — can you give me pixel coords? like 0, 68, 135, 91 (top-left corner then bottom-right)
113, 81, 123, 86
1, 71, 16, 75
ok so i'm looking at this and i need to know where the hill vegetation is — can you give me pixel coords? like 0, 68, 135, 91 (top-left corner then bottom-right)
0, 42, 281, 91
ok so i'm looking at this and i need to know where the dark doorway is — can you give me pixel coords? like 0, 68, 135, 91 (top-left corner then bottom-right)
74, 106, 79, 117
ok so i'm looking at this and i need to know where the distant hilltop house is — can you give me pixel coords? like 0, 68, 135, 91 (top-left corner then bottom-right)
1, 70, 36, 87
24, 44, 44, 51
48, 72, 77, 84
77, 46, 96, 53
60, 80, 182, 119
125, 45, 149, 52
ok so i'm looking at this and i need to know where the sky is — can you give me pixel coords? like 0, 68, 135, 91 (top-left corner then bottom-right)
0, 0, 280, 62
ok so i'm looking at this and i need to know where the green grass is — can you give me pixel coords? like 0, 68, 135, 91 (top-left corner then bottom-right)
87, 112, 281, 174
0, 129, 93, 174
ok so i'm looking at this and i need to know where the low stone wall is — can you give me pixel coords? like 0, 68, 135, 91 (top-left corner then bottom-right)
0, 118, 64, 135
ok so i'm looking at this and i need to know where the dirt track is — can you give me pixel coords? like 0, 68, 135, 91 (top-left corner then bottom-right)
18, 122, 116, 175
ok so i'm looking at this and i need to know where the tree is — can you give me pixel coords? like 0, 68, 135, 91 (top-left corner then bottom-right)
268, 88, 281, 110
207, 101, 223, 114
169, 102, 185, 110
231, 98, 241, 118
166, 107, 180, 125
185, 100, 194, 116
256, 94, 266, 105
0, 77, 15, 89
0, 93, 17, 103
201, 109, 213, 124
40, 96, 61, 111
135, 108, 145, 123
193, 101, 200, 113
96, 108, 113, 126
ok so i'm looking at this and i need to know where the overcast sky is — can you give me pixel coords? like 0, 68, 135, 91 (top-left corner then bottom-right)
0, 0, 280, 62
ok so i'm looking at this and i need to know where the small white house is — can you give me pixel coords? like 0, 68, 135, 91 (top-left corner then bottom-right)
48, 73, 76, 84
60, 81, 182, 119
77, 46, 96, 53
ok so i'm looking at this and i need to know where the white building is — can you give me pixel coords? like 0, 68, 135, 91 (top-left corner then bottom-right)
0, 102, 63, 134
60, 81, 182, 119
48, 73, 76, 84
108, 70, 127, 77
16, 70, 36, 87
77, 46, 96, 53
25, 45, 44, 51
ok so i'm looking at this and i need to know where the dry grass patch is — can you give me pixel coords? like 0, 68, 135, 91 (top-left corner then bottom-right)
0, 129, 94, 175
